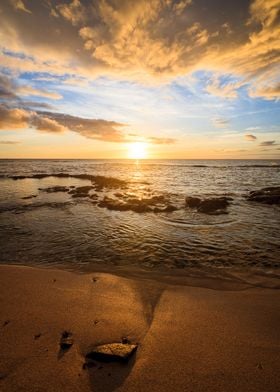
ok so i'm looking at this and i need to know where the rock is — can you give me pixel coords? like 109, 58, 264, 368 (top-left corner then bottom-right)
71, 193, 89, 198
73, 186, 94, 193
198, 197, 230, 214
185, 196, 201, 208
247, 186, 280, 205
60, 331, 73, 350
185, 196, 231, 214
40, 186, 70, 193
69, 186, 95, 198
163, 204, 178, 212
22, 195, 37, 199
154, 204, 178, 213
86, 343, 138, 363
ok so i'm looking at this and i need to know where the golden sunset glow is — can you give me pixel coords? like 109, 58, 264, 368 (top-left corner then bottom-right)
127, 142, 148, 159
0, 0, 279, 159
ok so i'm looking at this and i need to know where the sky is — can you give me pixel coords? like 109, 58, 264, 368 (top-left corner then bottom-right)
0, 0, 279, 159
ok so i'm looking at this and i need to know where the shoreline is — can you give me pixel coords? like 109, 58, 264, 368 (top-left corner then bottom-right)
1, 261, 280, 291
0, 264, 279, 391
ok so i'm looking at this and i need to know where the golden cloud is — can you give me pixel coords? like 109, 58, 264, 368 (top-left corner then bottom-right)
245, 134, 257, 141
0, 0, 278, 99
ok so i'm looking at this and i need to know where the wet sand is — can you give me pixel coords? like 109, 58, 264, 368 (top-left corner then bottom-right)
0, 265, 279, 391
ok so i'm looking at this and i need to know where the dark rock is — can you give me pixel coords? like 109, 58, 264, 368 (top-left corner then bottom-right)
71, 193, 89, 198
69, 185, 95, 198
22, 195, 37, 199
60, 331, 73, 350
34, 333, 41, 340
162, 204, 178, 213
71, 186, 94, 194
247, 186, 280, 205
185, 196, 201, 208
186, 196, 231, 214
198, 197, 230, 214
86, 343, 137, 363
2, 320, 10, 327
10, 173, 127, 189
98, 194, 171, 213
40, 186, 70, 193
153, 204, 178, 213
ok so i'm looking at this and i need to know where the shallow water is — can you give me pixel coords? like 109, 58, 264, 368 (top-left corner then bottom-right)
0, 159, 279, 286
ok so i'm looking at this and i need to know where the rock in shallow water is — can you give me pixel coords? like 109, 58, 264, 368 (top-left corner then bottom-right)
185, 196, 232, 214
247, 186, 280, 205
185, 196, 201, 208
86, 343, 138, 363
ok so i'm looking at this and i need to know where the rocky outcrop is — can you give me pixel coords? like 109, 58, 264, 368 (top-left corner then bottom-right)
98, 194, 176, 213
39, 186, 70, 193
185, 196, 201, 208
186, 196, 232, 214
11, 173, 127, 189
246, 186, 280, 205
69, 186, 94, 198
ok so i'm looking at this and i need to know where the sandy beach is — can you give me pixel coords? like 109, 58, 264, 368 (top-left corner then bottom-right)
0, 265, 279, 392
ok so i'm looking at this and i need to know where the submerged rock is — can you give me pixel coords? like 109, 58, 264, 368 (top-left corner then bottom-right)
247, 186, 280, 205
154, 204, 178, 213
98, 194, 174, 213
10, 173, 127, 189
39, 186, 70, 193
185, 196, 232, 214
86, 343, 137, 363
198, 197, 231, 214
185, 196, 201, 208
69, 185, 94, 198
22, 194, 37, 199
70, 186, 94, 194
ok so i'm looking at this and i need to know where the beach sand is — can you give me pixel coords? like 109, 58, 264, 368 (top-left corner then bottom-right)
0, 265, 279, 391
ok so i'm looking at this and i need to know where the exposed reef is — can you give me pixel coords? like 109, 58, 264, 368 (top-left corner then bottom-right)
98, 195, 178, 213
10, 173, 127, 190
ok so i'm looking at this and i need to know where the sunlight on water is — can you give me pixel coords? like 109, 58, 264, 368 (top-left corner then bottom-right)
0, 159, 279, 283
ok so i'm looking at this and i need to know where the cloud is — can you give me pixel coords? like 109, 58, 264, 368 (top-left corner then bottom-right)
206, 77, 242, 99
0, 74, 17, 99
17, 85, 62, 100
10, 0, 31, 14
0, 105, 29, 129
0, 104, 127, 141
30, 115, 67, 134
0, 104, 176, 144
249, 83, 280, 100
0, 140, 20, 144
245, 126, 261, 131
0, 0, 279, 103
56, 0, 87, 26
0, 73, 62, 103
260, 140, 276, 146
245, 134, 257, 141
212, 118, 230, 128
147, 136, 176, 144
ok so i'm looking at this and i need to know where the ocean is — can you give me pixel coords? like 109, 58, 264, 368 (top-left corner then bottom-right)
0, 159, 279, 286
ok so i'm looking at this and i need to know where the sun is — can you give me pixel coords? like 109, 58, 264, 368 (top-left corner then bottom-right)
127, 142, 148, 159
